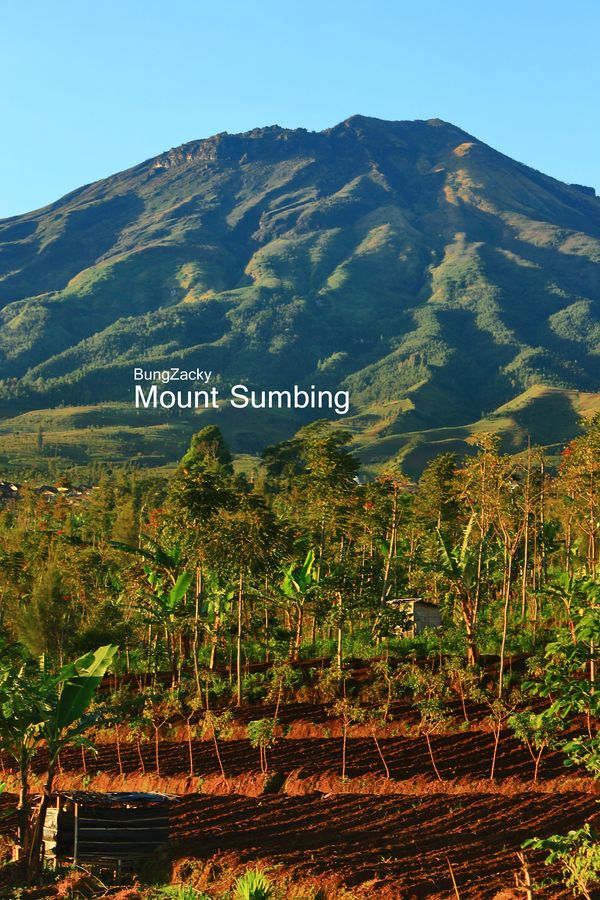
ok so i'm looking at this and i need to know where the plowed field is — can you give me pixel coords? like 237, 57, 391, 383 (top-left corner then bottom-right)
1, 711, 597, 897
170, 791, 598, 898
31, 732, 583, 782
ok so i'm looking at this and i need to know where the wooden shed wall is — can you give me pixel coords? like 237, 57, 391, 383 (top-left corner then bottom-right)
45, 802, 170, 861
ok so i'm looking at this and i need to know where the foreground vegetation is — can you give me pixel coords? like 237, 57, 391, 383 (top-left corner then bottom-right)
0, 417, 599, 896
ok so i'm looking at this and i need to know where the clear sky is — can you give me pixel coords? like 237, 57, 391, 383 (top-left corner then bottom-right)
2, 0, 599, 218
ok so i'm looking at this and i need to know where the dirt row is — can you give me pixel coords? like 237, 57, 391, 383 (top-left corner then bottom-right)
89, 697, 543, 728
168, 791, 598, 898
21, 732, 582, 784
1, 788, 595, 898
1, 730, 596, 898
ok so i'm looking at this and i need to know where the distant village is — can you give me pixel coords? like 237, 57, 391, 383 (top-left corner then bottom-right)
0, 480, 96, 503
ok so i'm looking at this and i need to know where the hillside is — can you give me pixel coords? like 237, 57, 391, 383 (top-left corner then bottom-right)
1, 115, 599, 471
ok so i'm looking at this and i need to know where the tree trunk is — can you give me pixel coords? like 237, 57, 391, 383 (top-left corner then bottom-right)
371, 728, 390, 779
193, 565, 202, 693
17, 759, 30, 855
336, 597, 343, 673
236, 568, 244, 706
490, 727, 501, 780
187, 718, 194, 777
379, 484, 398, 609
209, 613, 220, 670
293, 603, 303, 660
27, 764, 55, 885
521, 440, 531, 618
498, 553, 513, 697
461, 600, 477, 667
424, 733, 443, 782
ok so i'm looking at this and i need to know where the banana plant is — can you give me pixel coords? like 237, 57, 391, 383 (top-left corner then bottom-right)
436, 515, 493, 666
0, 661, 47, 853
112, 534, 193, 680
27, 644, 118, 884
145, 570, 194, 624
110, 533, 184, 586
539, 571, 600, 643
196, 573, 235, 670
144, 569, 194, 683
280, 549, 317, 659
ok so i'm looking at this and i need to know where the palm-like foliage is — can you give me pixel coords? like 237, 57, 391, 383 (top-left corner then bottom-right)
435, 515, 490, 665
280, 549, 317, 658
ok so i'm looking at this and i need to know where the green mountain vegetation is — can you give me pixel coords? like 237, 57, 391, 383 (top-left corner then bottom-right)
1, 115, 599, 472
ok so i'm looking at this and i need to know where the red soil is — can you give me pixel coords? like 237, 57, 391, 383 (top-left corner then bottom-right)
28, 731, 587, 783
169, 791, 598, 898
1, 726, 597, 897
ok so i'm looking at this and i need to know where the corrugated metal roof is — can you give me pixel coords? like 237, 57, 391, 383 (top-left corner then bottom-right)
53, 791, 175, 806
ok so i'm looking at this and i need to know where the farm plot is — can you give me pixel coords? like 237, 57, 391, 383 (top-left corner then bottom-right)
169, 791, 599, 899
39, 731, 583, 785
3, 719, 594, 898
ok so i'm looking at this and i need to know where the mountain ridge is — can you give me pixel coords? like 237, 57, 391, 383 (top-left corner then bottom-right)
1, 115, 599, 472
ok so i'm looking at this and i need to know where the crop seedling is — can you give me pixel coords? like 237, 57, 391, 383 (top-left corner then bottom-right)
233, 868, 274, 900
366, 710, 391, 779
247, 718, 277, 775
471, 687, 520, 781
443, 657, 480, 725
405, 664, 452, 782
201, 708, 233, 788
509, 710, 560, 782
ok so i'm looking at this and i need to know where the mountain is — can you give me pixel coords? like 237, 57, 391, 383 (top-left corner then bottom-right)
1, 115, 600, 474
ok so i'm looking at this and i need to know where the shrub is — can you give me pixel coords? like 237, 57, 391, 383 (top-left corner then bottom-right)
523, 824, 600, 900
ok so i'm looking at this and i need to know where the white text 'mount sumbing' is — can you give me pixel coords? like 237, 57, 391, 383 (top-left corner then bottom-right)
134, 384, 351, 416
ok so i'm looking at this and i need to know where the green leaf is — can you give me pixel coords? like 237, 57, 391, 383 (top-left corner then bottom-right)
54, 645, 118, 733
167, 572, 194, 610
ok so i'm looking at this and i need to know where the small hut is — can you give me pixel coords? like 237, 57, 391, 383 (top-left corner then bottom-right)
387, 598, 442, 636
44, 792, 173, 870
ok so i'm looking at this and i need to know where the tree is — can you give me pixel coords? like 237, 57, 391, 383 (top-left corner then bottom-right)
247, 718, 277, 775
524, 602, 600, 786
406, 665, 452, 782
163, 426, 237, 683
436, 515, 489, 666
473, 689, 520, 781
509, 710, 560, 783
523, 825, 600, 900
279, 549, 317, 659
179, 425, 234, 474
201, 708, 233, 789
558, 414, 600, 576
17, 563, 77, 665
0, 645, 119, 884
328, 674, 365, 781
266, 422, 359, 575
415, 452, 460, 533
111, 535, 193, 684
0, 650, 46, 855
144, 569, 194, 685
167, 425, 235, 528
205, 493, 283, 705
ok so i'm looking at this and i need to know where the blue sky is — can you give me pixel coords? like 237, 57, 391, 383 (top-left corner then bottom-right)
2, 0, 599, 218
